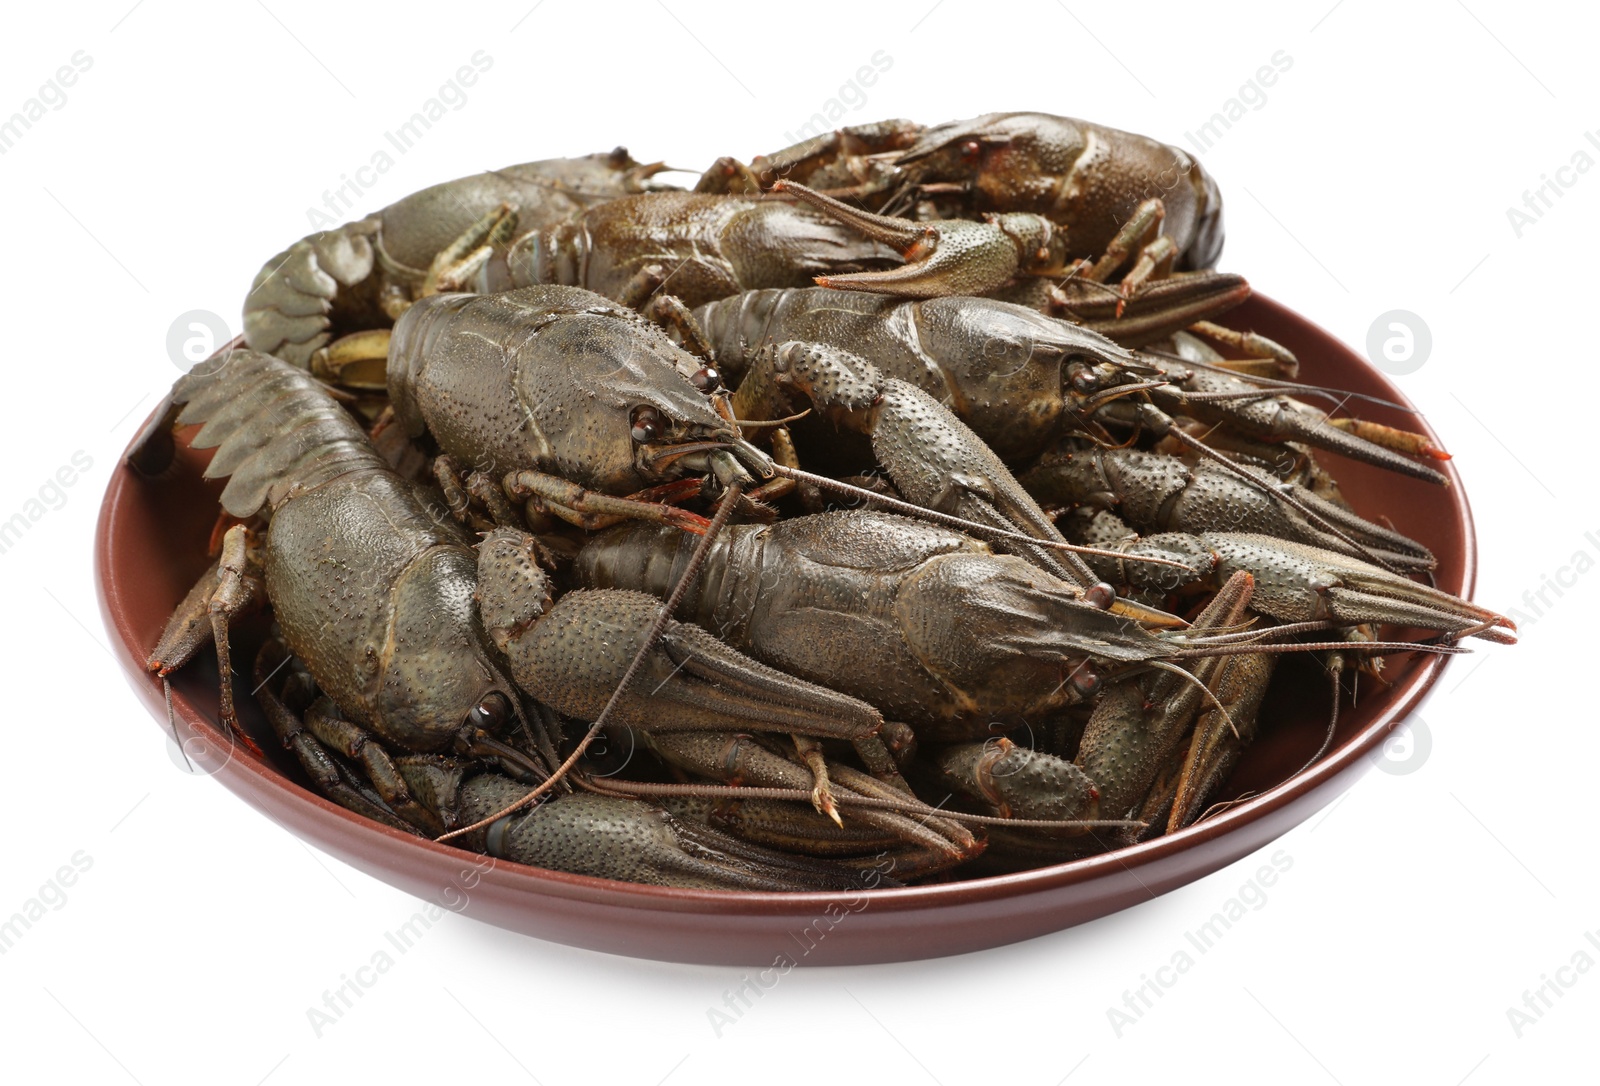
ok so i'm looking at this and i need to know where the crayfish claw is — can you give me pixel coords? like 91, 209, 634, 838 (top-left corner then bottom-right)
925, 739, 1101, 831
1205, 534, 1513, 641
456, 773, 870, 892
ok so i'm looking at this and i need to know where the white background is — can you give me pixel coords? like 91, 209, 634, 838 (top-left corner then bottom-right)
0, 1, 1584, 1083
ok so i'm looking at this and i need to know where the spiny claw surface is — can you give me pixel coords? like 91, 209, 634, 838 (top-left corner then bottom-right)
743, 339, 1099, 586
1023, 444, 1436, 571
928, 739, 1100, 831
456, 774, 867, 891
478, 529, 883, 740
1205, 534, 1514, 641
1148, 365, 1451, 486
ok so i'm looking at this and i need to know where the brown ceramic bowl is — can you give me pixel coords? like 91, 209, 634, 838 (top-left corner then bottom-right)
95, 294, 1474, 965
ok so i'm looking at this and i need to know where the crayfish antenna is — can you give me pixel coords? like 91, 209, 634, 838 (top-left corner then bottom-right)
1143, 660, 1242, 742
1307, 662, 1342, 772
1170, 638, 1471, 659
580, 775, 1147, 835
164, 678, 192, 772
1148, 349, 1413, 415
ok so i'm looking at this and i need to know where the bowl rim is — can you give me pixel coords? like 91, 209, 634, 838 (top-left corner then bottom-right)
95, 292, 1475, 920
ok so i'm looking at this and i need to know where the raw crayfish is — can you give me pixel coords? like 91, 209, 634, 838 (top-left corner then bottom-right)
135, 111, 1511, 889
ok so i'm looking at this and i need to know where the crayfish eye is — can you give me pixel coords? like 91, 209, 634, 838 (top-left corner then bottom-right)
1070, 661, 1102, 698
1084, 582, 1116, 610
466, 691, 512, 733
690, 366, 721, 392
1067, 362, 1100, 394
630, 405, 664, 443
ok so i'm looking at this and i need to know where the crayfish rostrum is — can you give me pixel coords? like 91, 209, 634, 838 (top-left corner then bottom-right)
133, 112, 1512, 889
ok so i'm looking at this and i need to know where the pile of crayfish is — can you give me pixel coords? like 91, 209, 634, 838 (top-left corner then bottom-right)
133, 113, 1513, 890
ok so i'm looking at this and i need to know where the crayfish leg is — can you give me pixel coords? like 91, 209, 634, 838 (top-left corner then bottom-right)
648, 733, 978, 864
503, 468, 713, 535
299, 697, 447, 836
1117, 235, 1179, 316
204, 525, 268, 755
252, 642, 421, 835
1182, 322, 1299, 377
1082, 198, 1166, 289
147, 557, 224, 679
149, 526, 267, 758
421, 201, 520, 297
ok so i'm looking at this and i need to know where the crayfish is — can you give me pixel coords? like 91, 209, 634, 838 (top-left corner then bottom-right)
135, 112, 1512, 889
